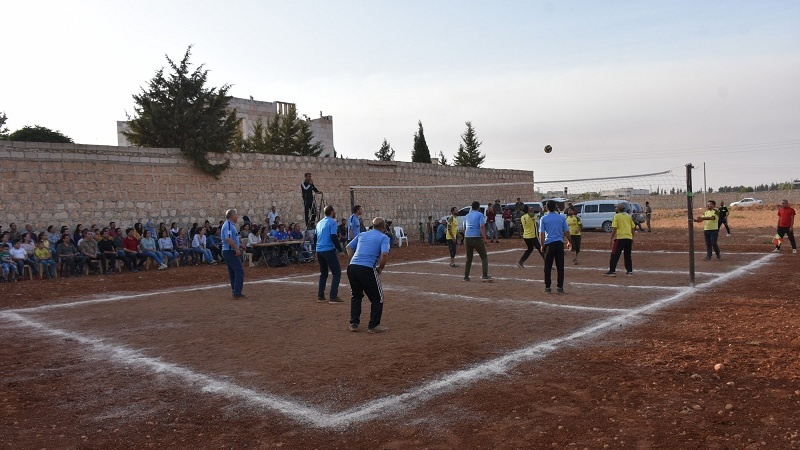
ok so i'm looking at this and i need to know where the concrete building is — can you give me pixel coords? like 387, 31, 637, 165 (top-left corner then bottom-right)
118, 97, 335, 157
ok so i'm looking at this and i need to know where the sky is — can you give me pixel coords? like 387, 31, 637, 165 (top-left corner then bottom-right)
2, 0, 799, 189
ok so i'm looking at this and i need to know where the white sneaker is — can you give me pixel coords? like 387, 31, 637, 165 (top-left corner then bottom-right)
772, 248, 781, 253
794, 249, 798, 254
726, 234, 731, 237
159, 264, 168, 270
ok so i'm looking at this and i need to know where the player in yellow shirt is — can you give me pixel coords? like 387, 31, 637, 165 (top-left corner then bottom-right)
446, 207, 460, 267
694, 200, 720, 260
566, 207, 583, 264
516, 205, 544, 268
604, 204, 636, 277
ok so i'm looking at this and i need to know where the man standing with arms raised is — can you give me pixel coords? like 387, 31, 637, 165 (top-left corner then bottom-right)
540, 200, 572, 293
347, 217, 391, 333
463, 201, 492, 282
316, 205, 345, 303
222, 208, 247, 299
301, 172, 322, 226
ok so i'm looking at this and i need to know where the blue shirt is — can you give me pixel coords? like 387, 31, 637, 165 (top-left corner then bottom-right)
464, 209, 486, 238
315, 216, 338, 252
347, 214, 361, 239
539, 212, 569, 245
273, 230, 288, 241
348, 229, 390, 268
221, 220, 239, 251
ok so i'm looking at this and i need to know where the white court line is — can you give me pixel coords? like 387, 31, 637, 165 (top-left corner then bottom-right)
0, 253, 777, 429
7, 273, 315, 314
570, 282, 685, 291
421, 260, 720, 276
269, 279, 629, 313
579, 248, 767, 255
385, 270, 699, 290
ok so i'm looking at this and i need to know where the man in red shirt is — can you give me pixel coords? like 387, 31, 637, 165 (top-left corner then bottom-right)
773, 199, 796, 254
502, 208, 514, 239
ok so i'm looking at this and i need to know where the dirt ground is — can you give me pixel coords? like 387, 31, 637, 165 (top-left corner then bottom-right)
2, 209, 799, 449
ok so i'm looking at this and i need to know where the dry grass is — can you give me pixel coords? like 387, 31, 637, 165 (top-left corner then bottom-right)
654, 206, 781, 229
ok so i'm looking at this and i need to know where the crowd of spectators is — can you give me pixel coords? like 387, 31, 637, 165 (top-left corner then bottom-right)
0, 214, 316, 281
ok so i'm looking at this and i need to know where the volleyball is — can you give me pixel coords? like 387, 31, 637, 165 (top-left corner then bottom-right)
544, 145, 553, 153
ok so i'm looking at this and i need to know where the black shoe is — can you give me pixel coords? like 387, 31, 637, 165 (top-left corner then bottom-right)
233, 294, 247, 299
556, 288, 565, 294
463, 276, 470, 282
317, 296, 327, 303
328, 297, 345, 304
603, 271, 616, 277
349, 324, 358, 332
544, 287, 552, 294
481, 275, 493, 282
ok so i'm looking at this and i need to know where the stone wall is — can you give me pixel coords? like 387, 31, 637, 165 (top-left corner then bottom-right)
0, 141, 532, 234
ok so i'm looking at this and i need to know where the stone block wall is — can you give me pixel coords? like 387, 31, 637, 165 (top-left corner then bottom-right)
0, 141, 532, 235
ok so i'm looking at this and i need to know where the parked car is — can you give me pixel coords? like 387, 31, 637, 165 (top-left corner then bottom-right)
729, 197, 763, 207
571, 199, 642, 232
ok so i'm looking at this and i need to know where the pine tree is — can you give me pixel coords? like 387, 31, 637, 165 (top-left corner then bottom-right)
453, 121, 485, 168
411, 120, 431, 163
242, 105, 322, 157
0, 112, 8, 138
123, 46, 238, 178
375, 138, 395, 161
438, 150, 450, 166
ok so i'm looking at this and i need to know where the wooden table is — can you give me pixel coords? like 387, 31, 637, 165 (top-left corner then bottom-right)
252, 240, 304, 266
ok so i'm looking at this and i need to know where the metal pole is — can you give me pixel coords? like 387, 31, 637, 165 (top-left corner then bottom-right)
703, 162, 707, 206
686, 163, 696, 287
349, 188, 355, 215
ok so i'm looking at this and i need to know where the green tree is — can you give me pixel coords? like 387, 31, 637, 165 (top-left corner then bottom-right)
438, 150, 450, 166
411, 120, 431, 163
7, 125, 73, 143
453, 121, 485, 167
123, 46, 239, 178
242, 106, 322, 157
293, 113, 324, 157
375, 138, 395, 161
0, 112, 9, 138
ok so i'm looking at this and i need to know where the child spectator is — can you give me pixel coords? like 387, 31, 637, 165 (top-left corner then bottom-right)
1, 244, 19, 281
11, 240, 40, 279
34, 240, 57, 279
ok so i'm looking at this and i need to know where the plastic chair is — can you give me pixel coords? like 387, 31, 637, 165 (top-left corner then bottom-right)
394, 227, 408, 247
240, 238, 253, 266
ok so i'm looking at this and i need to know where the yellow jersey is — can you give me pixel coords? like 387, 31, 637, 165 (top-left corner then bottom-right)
446, 215, 459, 240
611, 213, 635, 240
521, 213, 538, 239
566, 215, 582, 235
702, 209, 719, 231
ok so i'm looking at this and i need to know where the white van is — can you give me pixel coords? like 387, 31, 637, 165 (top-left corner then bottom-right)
572, 200, 640, 232
440, 204, 490, 233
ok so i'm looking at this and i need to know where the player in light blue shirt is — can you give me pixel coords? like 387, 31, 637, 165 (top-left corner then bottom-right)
347, 217, 391, 333
538, 200, 572, 294
221, 208, 247, 299
348, 205, 363, 240
315, 205, 344, 303
462, 201, 492, 282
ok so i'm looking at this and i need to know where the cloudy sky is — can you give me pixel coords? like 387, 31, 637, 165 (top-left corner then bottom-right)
2, 1, 799, 188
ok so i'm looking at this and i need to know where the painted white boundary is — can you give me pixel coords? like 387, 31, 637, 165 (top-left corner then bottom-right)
0, 253, 776, 429
421, 260, 721, 277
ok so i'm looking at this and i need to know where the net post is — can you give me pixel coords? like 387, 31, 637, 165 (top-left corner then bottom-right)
686, 163, 696, 287
349, 188, 355, 216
